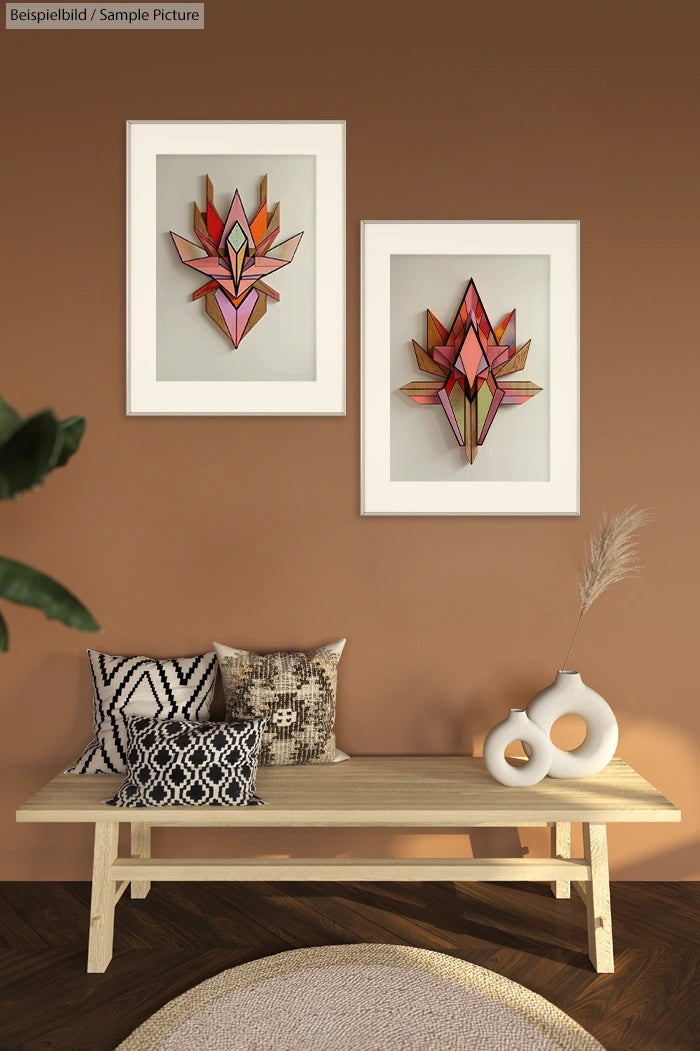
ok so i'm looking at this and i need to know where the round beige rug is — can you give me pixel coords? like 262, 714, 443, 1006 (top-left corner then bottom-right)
117, 944, 605, 1051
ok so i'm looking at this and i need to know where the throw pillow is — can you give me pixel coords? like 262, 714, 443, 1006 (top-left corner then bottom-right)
67, 649, 218, 775
105, 716, 267, 807
214, 639, 346, 766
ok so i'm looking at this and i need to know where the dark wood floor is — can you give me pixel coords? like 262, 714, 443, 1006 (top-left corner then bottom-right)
0, 881, 698, 1050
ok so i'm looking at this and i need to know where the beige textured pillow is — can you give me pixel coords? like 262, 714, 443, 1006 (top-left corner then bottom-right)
213, 640, 346, 766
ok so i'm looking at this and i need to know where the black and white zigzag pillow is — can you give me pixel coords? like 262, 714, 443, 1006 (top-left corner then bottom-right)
105, 716, 267, 807
66, 650, 218, 774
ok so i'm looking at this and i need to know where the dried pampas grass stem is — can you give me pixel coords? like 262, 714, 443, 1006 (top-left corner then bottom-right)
562, 506, 652, 670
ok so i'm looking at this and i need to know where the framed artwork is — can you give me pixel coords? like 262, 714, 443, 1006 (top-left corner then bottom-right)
127, 120, 345, 415
361, 221, 579, 515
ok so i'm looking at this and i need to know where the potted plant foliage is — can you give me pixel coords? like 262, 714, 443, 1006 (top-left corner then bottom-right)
0, 394, 99, 651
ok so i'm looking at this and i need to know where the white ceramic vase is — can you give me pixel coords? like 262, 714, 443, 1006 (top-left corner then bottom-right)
483, 708, 553, 787
526, 670, 618, 778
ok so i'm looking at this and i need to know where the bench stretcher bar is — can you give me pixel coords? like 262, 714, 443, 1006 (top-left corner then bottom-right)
111, 856, 591, 883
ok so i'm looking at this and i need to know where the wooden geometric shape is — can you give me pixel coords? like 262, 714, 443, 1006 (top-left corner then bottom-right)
448, 380, 466, 444
193, 202, 208, 239
401, 381, 443, 404
477, 377, 494, 441
412, 340, 448, 378
494, 308, 515, 347
464, 397, 478, 463
205, 290, 232, 341
499, 380, 543, 404
400, 277, 544, 466
205, 175, 224, 243
426, 309, 449, 353
245, 288, 268, 337
494, 341, 531, 378
266, 201, 280, 239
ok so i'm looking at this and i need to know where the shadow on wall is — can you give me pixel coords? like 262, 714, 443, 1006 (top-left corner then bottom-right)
613, 840, 700, 881
363, 670, 500, 756
413, 693, 487, 756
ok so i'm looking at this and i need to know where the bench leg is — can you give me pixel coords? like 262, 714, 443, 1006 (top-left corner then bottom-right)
550, 822, 571, 898
583, 822, 614, 973
88, 821, 119, 973
130, 823, 151, 899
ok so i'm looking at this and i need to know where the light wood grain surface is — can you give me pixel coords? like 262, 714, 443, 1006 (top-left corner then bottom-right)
129, 822, 151, 899
16, 757, 680, 826
17, 756, 679, 975
87, 822, 118, 973
551, 821, 571, 898
583, 822, 615, 972
110, 856, 591, 883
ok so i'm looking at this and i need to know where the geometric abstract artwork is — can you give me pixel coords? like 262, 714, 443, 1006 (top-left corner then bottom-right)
401, 278, 542, 463
170, 175, 303, 349
361, 220, 579, 514
128, 119, 344, 415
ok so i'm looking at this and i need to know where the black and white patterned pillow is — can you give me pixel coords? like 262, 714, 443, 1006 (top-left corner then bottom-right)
105, 716, 267, 807
67, 650, 218, 774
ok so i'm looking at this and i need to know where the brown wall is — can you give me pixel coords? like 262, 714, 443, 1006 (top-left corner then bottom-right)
2, 0, 698, 880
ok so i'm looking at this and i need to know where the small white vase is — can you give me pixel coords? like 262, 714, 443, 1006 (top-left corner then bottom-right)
526, 671, 618, 778
483, 708, 553, 787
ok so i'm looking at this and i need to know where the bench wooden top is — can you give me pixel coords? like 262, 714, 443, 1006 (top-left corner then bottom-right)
16, 757, 679, 827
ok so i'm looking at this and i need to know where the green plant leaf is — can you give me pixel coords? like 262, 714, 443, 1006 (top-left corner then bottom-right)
0, 411, 61, 500
0, 556, 100, 632
0, 396, 21, 442
0, 610, 7, 652
55, 415, 87, 468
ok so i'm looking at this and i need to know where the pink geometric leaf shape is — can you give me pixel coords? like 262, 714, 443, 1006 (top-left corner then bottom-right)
171, 232, 208, 263
254, 279, 281, 302
242, 256, 295, 280
265, 231, 303, 263
459, 325, 486, 386
214, 287, 258, 348
184, 256, 233, 279
438, 387, 465, 445
194, 228, 219, 256
434, 344, 457, 370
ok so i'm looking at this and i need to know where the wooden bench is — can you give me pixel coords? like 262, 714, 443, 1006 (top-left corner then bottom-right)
16, 756, 679, 974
